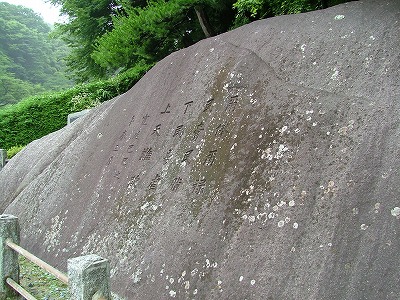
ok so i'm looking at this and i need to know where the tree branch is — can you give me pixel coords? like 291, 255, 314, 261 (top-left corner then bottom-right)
194, 5, 213, 38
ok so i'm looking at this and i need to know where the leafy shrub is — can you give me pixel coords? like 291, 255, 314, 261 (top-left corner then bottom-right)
6, 145, 25, 159
0, 63, 152, 150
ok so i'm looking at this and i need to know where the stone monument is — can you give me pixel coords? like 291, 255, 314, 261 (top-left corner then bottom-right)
0, 1, 399, 299
0, 150, 6, 171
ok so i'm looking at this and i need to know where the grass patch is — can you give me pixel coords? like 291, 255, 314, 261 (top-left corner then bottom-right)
17, 255, 69, 300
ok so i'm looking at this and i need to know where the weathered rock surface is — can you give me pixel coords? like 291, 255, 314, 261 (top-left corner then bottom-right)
1, 1, 399, 299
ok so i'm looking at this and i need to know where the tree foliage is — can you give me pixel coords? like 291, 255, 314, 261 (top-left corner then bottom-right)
232, 0, 334, 27
0, 2, 71, 106
50, 0, 234, 81
48, 0, 140, 82
92, 0, 235, 73
52, 0, 351, 82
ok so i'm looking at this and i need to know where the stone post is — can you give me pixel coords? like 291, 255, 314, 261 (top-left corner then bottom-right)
0, 150, 6, 171
68, 254, 111, 300
0, 214, 20, 300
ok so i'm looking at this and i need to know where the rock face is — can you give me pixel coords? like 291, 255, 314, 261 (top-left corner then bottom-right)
0, 1, 399, 299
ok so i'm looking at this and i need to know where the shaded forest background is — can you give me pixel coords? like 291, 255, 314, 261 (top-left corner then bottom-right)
0, 0, 352, 156
0, 2, 71, 106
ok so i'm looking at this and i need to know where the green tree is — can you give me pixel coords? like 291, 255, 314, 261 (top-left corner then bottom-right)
49, 0, 235, 81
232, 0, 350, 27
0, 49, 41, 106
50, 0, 351, 82
49, 0, 132, 82
0, 2, 71, 106
92, 0, 235, 74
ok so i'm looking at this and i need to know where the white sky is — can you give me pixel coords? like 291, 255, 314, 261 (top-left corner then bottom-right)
2, 0, 63, 24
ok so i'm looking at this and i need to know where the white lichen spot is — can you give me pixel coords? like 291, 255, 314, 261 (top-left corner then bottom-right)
248, 215, 256, 223
239, 276, 244, 282
352, 207, 359, 216
360, 224, 368, 230
306, 110, 314, 114
275, 144, 288, 159
278, 220, 285, 228
289, 200, 295, 207
374, 203, 381, 214
97, 133, 103, 139
278, 200, 287, 207
193, 289, 198, 295
259, 134, 263, 138
293, 222, 299, 229
169, 290, 176, 297
141, 202, 149, 210
279, 125, 288, 134
331, 68, 339, 80
169, 278, 174, 284
191, 268, 198, 277
391, 207, 400, 217
44, 215, 62, 252
184, 281, 190, 290
300, 44, 306, 52
210, 48, 215, 52
268, 212, 275, 219
250, 279, 256, 286
294, 128, 300, 134
205, 259, 211, 268
334, 15, 345, 20
369, 36, 375, 40
261, 148, 273, 160
230, 143, 237, 151
131, 268, 142, 283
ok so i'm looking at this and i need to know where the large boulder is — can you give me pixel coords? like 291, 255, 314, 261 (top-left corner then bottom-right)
0, 1, 399, 299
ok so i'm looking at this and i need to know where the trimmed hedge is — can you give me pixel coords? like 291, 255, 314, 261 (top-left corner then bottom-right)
0, 64, 152, 150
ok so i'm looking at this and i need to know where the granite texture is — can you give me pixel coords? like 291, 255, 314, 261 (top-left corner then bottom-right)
0, 1, 399, 299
